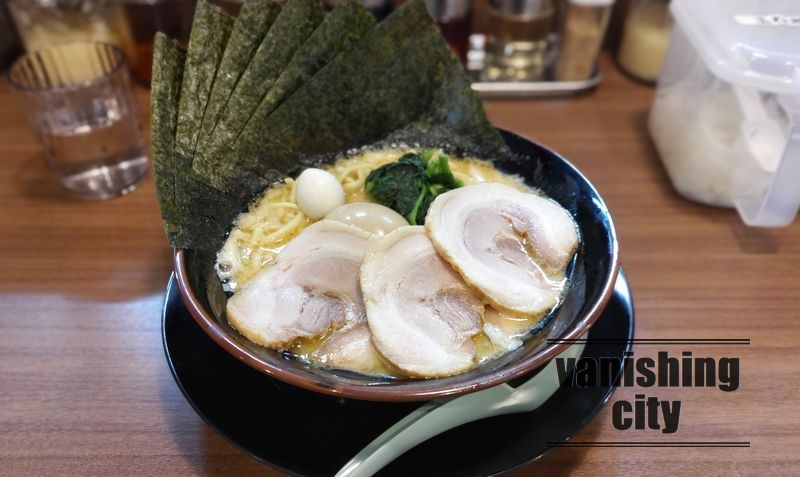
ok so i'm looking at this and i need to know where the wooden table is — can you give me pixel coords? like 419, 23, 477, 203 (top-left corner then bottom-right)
1, 55, 798, 476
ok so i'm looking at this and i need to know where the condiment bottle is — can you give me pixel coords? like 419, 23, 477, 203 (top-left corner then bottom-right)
425, 0, 473, 63
616, 0, 672, 83
121, 0, 196, 85
554, 0, 615, 81
483, 0, 556, 82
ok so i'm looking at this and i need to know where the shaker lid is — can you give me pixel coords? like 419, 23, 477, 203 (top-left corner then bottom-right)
672, 0, 800, 95
568, 0, 615, 7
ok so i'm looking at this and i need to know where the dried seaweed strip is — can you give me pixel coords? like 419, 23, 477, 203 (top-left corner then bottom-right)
195, 0, 281, 158
174, 0, 234, 161
150, 34, 186, 243
173, 162, 245, 251
152, 29, 245, 250
195, 0, 375, 191
240, 0, 374, 132
209, 0, 506, 194
193, 0, 325, 179
152, 0, 509, 250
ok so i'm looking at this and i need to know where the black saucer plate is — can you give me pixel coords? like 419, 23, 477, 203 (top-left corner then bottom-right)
163, 270, 634, 477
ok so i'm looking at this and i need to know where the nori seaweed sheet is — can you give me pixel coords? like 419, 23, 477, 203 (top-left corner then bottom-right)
174, 0, 234, 160
194, 0, 281, 158
193, 0, 325, 176
199, 0, 508, 196
195, 0, 375, 187
150, 33, 186, 241
151, 34, 245, 251
173, 161, 244, 251
153, 0, 511, 250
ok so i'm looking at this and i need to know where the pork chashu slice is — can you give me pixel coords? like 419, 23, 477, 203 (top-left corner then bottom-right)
360, 226, 484, 378
425, 182, 579, 316
226, 220, 371, 350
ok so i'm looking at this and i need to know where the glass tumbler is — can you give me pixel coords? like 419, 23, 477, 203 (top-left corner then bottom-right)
7, 42, 149, 200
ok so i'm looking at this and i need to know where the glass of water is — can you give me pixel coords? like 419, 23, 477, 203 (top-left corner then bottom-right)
7, 42, 149, 200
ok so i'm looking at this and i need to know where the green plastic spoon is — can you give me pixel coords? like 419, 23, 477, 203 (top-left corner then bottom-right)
334, 336, 587, 477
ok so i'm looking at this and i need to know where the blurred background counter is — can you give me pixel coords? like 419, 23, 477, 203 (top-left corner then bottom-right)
1, 0, 669, 91
0, 1, 798, 475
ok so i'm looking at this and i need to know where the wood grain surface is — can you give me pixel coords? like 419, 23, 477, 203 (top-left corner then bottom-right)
0, 54, 798, 476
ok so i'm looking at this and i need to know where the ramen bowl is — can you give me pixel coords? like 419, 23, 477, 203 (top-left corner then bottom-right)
174, 130, 619, 402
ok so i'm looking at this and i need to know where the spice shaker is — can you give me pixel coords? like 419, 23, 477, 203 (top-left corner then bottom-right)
483, 0, 556, 81
617, 0, 671, 83
555, 0, 615, 81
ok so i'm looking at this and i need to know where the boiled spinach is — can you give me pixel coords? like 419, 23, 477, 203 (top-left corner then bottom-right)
365, 150, 463, 225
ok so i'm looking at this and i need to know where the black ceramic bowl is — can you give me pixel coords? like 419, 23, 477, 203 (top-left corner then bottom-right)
175, 130, 619, 402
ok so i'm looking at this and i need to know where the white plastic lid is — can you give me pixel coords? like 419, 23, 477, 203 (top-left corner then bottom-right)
672, 0, 800, 95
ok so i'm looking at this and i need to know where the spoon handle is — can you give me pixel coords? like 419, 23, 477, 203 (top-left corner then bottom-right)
334, 384, 513, 477
334, 338, 587, 477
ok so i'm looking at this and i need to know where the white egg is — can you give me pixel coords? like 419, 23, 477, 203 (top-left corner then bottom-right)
295, 168, 345, 219
325, 202, 408, 236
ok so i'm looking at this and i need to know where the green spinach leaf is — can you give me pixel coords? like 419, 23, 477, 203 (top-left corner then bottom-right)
365, 150, 463, 225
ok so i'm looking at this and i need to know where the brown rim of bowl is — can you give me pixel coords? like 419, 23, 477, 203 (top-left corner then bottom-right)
175, 249, 619, 402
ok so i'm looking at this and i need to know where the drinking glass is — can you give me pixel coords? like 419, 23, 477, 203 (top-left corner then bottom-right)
7, 42, 149, 200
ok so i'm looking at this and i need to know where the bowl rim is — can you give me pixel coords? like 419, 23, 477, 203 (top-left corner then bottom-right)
173, 130, 620, 402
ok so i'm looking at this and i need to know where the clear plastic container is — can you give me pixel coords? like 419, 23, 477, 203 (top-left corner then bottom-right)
648, 0, 800, 226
